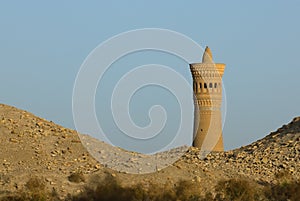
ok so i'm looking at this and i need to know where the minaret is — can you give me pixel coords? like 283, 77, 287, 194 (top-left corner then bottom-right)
190, 46, 225, 151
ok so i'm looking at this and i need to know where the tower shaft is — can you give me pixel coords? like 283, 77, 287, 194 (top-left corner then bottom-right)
190, 47, 225, 151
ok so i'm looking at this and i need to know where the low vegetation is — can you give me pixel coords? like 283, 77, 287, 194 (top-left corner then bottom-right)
0, 177, 58, 201
1, 173, 299, 201
214, 178, 259, 201
264, 170, 300, 201
68, 172, 85, 183
66, 174, 204, 201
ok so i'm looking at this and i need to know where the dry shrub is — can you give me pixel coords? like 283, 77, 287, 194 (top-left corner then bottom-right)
25, 177, 46, 191
215, 178, 258, 201
70, 175, 142, 201
264, 179, 300, 201
175, 180, 203, 201
275, 169, 293, 183
70, 174, 204, 201
20, 177, 47, 201
263, 170, 300, 201
68, 172, 85, 183
6, 175, 300, 201
0, 177, 59, 201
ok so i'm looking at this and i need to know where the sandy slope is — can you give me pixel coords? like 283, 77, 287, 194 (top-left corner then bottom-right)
0, 104, 299, 198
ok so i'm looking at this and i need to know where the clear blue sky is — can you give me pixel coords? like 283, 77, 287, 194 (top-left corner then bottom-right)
1, 1, 300, 150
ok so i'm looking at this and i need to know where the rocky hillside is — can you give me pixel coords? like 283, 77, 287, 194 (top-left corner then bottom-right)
0, 104, 100, 196
184, 117, 300, 183
0, 103, 299, 200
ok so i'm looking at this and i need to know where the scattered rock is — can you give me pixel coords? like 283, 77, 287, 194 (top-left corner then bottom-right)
0, 103, 300, 199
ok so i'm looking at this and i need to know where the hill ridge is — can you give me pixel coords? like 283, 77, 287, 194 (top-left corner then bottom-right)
0, 103, 299, 198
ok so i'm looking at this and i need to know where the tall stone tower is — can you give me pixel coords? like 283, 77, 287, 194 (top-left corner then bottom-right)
190, 46, 225, 151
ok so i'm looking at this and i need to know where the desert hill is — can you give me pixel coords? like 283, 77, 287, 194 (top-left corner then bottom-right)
0, 104, 100, 195
0, 103, 299, 200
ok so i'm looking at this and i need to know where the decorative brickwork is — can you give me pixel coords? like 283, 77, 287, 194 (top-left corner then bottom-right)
190, 46, 225, 151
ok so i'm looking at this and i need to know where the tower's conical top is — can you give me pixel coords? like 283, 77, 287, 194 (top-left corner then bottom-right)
202, 46, 213, 63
